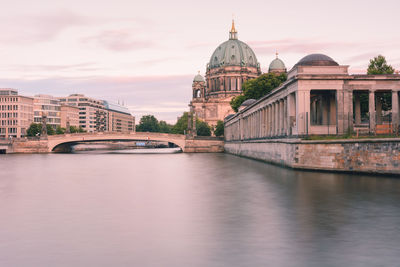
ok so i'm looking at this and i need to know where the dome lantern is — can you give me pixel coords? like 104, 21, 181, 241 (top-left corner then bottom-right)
229, 20, 238, 40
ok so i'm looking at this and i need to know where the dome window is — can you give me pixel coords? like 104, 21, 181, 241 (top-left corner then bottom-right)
232, 45, 235, 49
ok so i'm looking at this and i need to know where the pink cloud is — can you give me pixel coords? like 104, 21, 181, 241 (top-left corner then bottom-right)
82, 29, 154, 51
248, 39, 354, 55
0, 10, 91, 43
0, 62, 99, 72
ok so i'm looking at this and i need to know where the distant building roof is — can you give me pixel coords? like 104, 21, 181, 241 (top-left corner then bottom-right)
241, 99, 257, 107
294, 53, 339, 67
103, 100, 132, 115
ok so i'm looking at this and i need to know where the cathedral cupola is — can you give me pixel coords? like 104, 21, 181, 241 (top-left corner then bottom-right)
268, 52, 287, 74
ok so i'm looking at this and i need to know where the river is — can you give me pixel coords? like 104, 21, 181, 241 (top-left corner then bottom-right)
0, 150, 399, 266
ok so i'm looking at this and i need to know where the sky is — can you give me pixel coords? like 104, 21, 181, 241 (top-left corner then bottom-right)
1, 0, 399, 123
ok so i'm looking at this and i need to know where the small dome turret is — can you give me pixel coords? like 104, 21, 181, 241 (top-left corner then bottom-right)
193, 72, 205, 82
269, 52, 286, 73
238, 99, 256, 112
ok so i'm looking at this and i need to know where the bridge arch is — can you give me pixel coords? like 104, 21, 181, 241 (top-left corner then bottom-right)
47, 132, 187, 153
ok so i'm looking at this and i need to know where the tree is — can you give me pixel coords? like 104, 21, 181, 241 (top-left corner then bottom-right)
196, 120, 211, 136
70, 126, 79, 133
56, 126, 65, 135
159, 120, 172, 133
171, 112, 189, 134
46, 125, 55, 135
27, 123, 41, 137
171, 112, 211, 136
214, 120, 224, 137
367, 55, 395, 75
136, 115, 160, 132
230, 73, 287, 112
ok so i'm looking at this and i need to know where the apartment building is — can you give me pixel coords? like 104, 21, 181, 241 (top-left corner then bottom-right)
103, 101, 135, 132
60, 104, 80, 129
58, 94, 107, 132
0, 89, 34, 138
33, 94, 61, 129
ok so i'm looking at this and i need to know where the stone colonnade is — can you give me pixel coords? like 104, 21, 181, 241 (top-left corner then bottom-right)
225, 87, 400, 142
226, 93, 296, 141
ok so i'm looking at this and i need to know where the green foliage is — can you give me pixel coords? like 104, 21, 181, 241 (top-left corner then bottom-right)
136, 115, 160, 132
171, 112, 188, 134
214, 120, 224, 137
69, 126, 79, 133
78, 126, 85, 133
159, 120, 172, 133
171, 112, 212, 136
196, 120, 211, 136
367, 55, 395, 75
230, 95, 247, 112
46, 125, 55, 135
27, 123, 41, 137
230, 73, 287, 112
56, 126, 65, 135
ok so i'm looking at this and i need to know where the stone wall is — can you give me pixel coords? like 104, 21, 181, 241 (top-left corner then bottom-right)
225, 138, 400, 175
184, 137, 224, 153
10, 139, 50, 153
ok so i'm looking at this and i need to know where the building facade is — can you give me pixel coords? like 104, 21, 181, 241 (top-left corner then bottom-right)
0, 89, 34, 138
103, 101, 135, 132
33, 94, 61, 129
189, 21, 262, 127
225, 54, 400, 140
58, 94, 108, 132
59, 94, 135, 133
60, 104, 80, 129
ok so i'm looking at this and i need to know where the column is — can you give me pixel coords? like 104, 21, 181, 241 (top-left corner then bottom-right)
354, 92, 361, 125
275, 102, 279, 136
369, 90, 376, 133
279, 99, 285, 135
336, 88, 353, 135
286, 94, 292, 136
392, 90, 399, 132
267, 107, 270, 137
297, 90, 310, 135
376, 94, 382, 125
283, 98, 287, 135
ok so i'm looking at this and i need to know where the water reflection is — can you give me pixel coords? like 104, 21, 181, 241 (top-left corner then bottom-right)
0, 153, 399, 266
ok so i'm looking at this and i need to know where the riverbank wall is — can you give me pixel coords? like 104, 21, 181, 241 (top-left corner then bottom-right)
225, 138, 400, 175
184, 137, 224, 153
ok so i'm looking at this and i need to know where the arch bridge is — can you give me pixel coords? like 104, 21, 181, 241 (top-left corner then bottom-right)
9, 132, 224, 153
49, 132, 186, 152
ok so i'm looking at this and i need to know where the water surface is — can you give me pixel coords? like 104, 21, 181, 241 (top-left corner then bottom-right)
0, 151, 399, 266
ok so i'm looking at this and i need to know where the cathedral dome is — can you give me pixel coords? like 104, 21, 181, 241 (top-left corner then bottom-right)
295, 53, 338, 67
193, 72, 205, 82
208, 21, 259, 70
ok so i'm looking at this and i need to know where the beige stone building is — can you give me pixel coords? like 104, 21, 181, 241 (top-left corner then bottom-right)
60, 104, 79, 129
189, 21, 262, 127
33, 94, 61, 129
58, 94, 107, 132
103, 101, 135, 132
225, 54, 400, 140
0, 89, 34, 138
